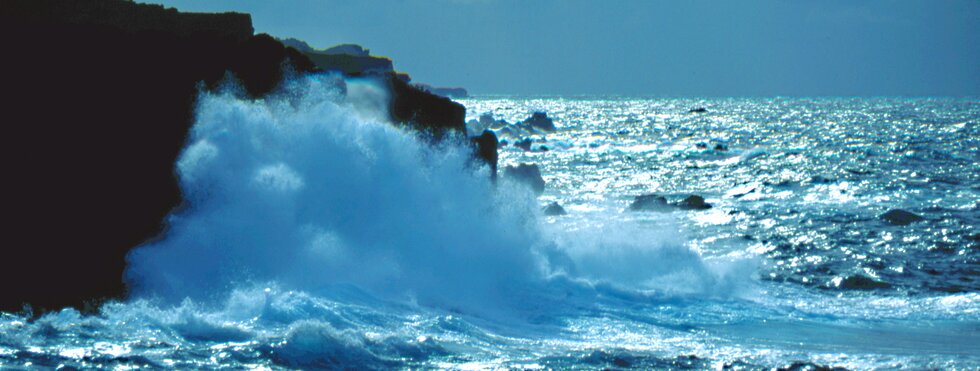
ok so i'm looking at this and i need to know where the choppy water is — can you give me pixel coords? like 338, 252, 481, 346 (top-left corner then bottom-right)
1, 80, 977, 370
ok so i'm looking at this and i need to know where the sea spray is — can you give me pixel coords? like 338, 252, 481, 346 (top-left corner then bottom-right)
125, 74, 750, 321
124, 75, 546, 316
4, 95, 977, 369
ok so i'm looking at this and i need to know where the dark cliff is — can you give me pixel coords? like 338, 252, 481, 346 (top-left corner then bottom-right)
0, 0, 490, 313
0, 0, 319, 313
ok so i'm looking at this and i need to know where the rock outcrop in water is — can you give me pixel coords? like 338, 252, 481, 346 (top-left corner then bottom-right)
628, 194, 713, 212
880, 209, 924, 225
543, 202, 568, 216
676, 195, 712, 210
628, 194, 672, 212
504, 163, 546, 194
0, 0, 484, 313
521, 112, 557, 131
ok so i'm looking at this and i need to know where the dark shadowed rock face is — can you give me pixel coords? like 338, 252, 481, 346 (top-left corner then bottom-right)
472, 131, 499, 177
4, 0, 254, 41
1, 0, 495, 314
1, 0, 489, 314
880, 209, 923, 226
0, 0, 318, 313
387, 75, 467, 138
504, 163, 546, 195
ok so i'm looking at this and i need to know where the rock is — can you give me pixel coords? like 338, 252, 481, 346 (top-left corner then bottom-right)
321, 43, 370, 56
0, 0, 327, 313
688, 107, 708, 113
387, 74, 466, 138
0, 0, 483, 313
628, 194, 671, 212
676, 195, 712, 210
713, 143, 728, 151
543, 202, 567, 216
629, 194, 712, 211
416, 84, 468, 98
472, 130, 498, 177
880, 209, 923, 225
521, 112, 557, 131
515, 138, 533, 151
504, 163, 545, 194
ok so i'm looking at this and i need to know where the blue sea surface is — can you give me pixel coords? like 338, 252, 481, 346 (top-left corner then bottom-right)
1, 80, 977, 369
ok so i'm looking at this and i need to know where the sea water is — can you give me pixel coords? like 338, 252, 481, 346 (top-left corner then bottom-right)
1, 76, 977, 369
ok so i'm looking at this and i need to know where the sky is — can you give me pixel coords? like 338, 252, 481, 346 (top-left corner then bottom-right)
145, 0, 979, 96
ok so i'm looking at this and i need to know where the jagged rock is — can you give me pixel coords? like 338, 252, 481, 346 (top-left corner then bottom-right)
628, 194, 671, 212
676, 195, 712, 210
543, 202, 567, 216
521, 112, 557, 131
880, 209, 923, 225
504, 163, 545, 194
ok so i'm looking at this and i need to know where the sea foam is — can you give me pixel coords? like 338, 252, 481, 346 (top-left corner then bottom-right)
124, 74, 740, 318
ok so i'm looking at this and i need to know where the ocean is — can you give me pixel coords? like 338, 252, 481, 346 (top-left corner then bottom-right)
1, 76, 977, 369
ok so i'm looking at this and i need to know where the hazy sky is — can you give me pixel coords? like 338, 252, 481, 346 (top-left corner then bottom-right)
146, 0, 978, 96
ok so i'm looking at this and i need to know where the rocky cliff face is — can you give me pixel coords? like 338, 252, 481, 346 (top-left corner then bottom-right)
0, 0, 488, 313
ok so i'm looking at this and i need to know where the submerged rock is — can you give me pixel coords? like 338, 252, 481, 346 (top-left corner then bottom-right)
880, 209, 923, 225
543, 202, 567, 216
503, 163, 546, 194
